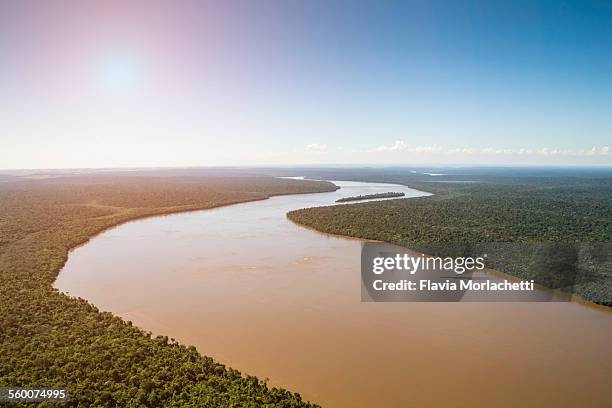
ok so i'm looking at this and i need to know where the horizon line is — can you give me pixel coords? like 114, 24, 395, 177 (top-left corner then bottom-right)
2, 162, 612, 174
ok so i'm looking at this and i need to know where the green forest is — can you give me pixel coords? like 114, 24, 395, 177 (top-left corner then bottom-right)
287, 170, 612, 306
0, 174, 336, 407
1, 167, 610, 407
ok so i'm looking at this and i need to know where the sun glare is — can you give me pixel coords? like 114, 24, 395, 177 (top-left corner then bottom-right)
100, 56, 139, 90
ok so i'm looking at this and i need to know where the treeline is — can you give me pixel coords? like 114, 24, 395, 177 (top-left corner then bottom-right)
0, 175, 335, 407
335, 192, 404, 203
288, 174, 612, 306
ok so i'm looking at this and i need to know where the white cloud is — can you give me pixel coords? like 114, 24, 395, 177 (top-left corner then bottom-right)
374, 141, 443, 153
447, 147, 477, 154
584, 146, 610, 156
372, 141, 611, 157
305, 143, 329, 152
414, 145, 443, 153
374, 140, 409, 152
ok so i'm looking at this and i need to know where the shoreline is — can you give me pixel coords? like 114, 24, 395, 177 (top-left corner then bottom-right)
286, 216, 611, 311
53, 183, 340, 287
58, 178, 609, 312
286, 216, 382, 243
48, 176, 612, 407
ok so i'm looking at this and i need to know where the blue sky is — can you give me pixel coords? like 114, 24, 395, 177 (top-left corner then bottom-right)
0, 0, 610, 168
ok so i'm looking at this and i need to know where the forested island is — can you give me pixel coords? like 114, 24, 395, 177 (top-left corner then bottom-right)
286, 168, 612, 306
0, 173, 335, 407
335, 192, 405, 203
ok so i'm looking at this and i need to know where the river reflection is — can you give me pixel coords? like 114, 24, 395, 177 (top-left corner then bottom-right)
55, 180, 612, 407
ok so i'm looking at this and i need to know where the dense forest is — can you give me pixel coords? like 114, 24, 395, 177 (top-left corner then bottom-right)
335, 192, 404, 203
0, 174, 336, 407
1, 167, 610, 406
286, 169, 612, 306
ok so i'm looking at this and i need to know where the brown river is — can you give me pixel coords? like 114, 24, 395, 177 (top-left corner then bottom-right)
55, 180, 612, 407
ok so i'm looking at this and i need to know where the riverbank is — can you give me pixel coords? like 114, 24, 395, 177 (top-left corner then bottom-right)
54, 178, 612, 407
286, 175, 612, 307
1, 174, 335, 407
288, 212, 612, 310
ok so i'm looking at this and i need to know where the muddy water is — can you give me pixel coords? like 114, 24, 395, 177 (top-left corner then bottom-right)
55, 180, 612, 407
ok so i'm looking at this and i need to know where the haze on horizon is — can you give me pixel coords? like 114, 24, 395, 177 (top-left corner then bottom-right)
1, 0, 611, 170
